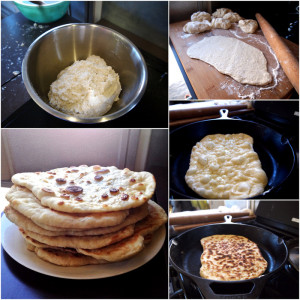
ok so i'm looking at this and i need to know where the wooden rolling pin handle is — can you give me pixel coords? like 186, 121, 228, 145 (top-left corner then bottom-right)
255, 13, 299, 94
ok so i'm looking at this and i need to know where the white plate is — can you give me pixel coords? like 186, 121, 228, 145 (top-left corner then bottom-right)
1, 214, 166, 279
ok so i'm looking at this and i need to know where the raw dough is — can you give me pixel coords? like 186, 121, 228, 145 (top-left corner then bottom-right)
239, 19, 258, 34
211, 18, 231, 29
223, 12, 243, 23
185, 133, 268, 199
48, 55, 121, 118
191, 11, 211, 22
183, 20, 212, 34
187, 36, 272, 85
212, 8, 232, 18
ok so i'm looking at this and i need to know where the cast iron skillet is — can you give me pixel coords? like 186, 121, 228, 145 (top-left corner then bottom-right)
170, 109, 296, 199
169, 216, 288, 299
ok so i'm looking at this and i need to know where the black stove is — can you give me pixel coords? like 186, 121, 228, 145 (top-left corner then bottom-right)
169, 201, 299, 299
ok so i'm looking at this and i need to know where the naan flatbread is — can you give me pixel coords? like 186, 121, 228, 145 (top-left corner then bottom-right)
6, 185, 129, 229
200, 234, 268, 281
77, 234, 145, 262
22, 225, 134, 249
12, 165, 156, 213
5, 203, 148, 236
33, 246, 102, 267
78, 200, 167, 260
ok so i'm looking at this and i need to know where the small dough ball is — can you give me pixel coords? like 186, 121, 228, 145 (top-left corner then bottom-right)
191, 11, 211, 22
223, 12, 243, 23
183, 20, 212, 34
239, 19, 258, 34
212, 8, 232, 18
211, 18, 231, 29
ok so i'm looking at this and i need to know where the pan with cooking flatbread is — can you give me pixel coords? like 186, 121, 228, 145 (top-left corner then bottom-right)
170, 109, 295, 199
169, 222, 288, 298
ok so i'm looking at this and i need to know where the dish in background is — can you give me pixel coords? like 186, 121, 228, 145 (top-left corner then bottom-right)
14, 1, 70, 23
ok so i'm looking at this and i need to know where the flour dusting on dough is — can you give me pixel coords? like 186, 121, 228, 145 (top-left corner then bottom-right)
226, 29, 281, 99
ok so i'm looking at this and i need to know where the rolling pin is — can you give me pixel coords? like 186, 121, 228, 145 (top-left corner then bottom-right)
256, 13, 299, 94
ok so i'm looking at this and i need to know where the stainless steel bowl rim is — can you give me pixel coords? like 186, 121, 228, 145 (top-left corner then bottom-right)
22, 23, 148, 124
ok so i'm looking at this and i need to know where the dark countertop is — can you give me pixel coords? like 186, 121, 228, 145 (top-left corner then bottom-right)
1, 13, 168, 128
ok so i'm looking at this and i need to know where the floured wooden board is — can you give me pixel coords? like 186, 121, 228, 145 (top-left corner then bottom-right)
170, 20, 299, 99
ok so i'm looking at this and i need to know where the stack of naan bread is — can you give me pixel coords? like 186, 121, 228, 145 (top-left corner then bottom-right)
4, 165, 167, 267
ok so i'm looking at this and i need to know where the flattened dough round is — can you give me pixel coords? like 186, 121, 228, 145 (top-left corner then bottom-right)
187, 36, 272, 86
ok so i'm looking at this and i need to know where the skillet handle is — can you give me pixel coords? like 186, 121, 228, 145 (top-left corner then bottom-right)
191, 276, 267, 299
224, 215, 232, 223
219, 109, 231, 119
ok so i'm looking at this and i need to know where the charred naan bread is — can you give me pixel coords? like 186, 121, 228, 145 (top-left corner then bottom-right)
185, 134, 268, 199
200, 234, 268, 281
11, 165, 156, 213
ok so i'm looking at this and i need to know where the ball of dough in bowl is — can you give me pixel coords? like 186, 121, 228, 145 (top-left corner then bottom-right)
48, 55, 121, 118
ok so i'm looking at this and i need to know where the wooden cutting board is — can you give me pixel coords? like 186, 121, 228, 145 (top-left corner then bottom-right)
170, 20, 299, 99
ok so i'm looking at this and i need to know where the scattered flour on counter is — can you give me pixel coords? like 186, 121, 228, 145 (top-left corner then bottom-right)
218, 29, 282, 99
181, 33, 193, 39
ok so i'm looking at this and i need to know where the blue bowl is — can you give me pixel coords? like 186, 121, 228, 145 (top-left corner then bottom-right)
14, 1, 69, 24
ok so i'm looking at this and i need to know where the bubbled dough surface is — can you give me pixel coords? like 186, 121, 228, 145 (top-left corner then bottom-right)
185, 133, 268, 199
12, 165, 156, 213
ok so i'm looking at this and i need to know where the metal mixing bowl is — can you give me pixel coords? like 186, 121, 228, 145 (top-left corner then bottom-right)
22, 23, 148, 123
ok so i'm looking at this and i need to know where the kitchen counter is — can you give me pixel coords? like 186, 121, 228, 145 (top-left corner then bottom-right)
1, 13, 168, 128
